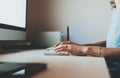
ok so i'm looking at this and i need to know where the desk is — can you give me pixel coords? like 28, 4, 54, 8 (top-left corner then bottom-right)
0, 49, 110, 78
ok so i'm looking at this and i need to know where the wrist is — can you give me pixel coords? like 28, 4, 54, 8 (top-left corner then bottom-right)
86, 46, 102, 56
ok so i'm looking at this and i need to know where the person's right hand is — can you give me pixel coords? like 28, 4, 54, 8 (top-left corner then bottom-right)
53, 42, 89, 56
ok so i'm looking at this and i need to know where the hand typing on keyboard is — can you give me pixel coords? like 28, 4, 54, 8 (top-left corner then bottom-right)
44, 47, 69, 56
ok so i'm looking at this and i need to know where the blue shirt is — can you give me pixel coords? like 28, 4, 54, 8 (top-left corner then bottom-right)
106, 7, 120, 48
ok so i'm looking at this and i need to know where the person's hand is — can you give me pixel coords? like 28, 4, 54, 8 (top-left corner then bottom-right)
53, 41, 75, 48
54, 43, 88, 56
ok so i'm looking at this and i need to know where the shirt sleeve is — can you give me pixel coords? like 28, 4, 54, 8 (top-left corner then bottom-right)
115, 0, 120, 8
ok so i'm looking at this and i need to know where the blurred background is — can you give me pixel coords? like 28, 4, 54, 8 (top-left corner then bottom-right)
27, 0, 112, 44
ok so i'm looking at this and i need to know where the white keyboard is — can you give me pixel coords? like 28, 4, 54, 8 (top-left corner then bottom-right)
44, 51, 69, 56
41, 47, 69, 56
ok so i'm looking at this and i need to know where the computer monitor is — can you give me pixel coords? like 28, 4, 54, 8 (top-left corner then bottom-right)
0, 0, 27, 41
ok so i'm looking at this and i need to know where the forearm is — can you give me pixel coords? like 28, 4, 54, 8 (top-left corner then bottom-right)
80, 41, 106, 47
100, 47, 120, 57
85, 46, 120, 57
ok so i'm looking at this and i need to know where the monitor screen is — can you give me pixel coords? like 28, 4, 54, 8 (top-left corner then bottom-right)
0, 0, 27, 40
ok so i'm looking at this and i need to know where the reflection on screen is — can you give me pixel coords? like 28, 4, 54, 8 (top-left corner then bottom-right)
12, 69, 25, 75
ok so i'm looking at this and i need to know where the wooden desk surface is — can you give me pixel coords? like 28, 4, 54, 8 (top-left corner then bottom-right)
0, 49, 110, 78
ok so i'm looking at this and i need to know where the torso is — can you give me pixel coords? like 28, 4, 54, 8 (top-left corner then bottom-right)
107, 7, 120, 48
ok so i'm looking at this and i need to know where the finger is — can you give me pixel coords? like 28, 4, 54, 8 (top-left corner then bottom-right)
54, 44, 66, 51
53, 42, 63, 47
54, 41, 72, 47
54, 48, 64, 52
54, 44, 63, 50
55, 45, 69, 52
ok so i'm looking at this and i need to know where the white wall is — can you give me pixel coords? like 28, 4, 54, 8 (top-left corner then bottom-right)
49, 0, 113, 44
27, 0, 113, 44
